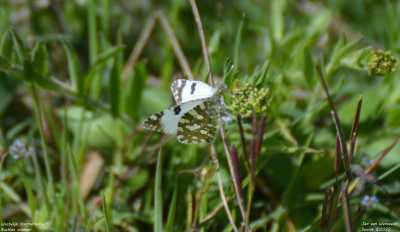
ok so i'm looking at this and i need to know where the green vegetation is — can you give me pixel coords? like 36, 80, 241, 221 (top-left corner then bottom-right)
0, 1, 399, 231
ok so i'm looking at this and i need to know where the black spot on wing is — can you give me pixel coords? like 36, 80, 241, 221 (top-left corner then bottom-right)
174, 106, 181, 115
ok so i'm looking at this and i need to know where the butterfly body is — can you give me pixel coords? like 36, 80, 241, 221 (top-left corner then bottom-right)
142, 79, 228, 144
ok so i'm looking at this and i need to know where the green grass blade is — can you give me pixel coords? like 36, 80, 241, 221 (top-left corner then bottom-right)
28, 69, 55, 200
88, 0, 100, 97
154, 148, 163, 232
234, 14, 245, 71
84, 45, 125, 91
85, 210, 94, 232
302, 48, 316, 90
10, 157, 37, 218
165, 179, 178, 232
31, 41, 48, 75
378, 163, 400, 181
101, 0, 110, 37
109, 58, 120, 118
103, 192, 111, 232
124, 61, 147, 123
282, 133, 314, 207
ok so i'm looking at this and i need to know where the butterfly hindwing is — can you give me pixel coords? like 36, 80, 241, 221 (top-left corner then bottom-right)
177, 100, 220, 144
142, 100, 204, 135
171, 79, 215, 104
143, 79, 228, 144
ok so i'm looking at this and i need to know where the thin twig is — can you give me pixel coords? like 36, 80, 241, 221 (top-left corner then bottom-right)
189, 0, 214, 85
210, 149, 238, 232
189, 0, 246, 229
316, 62, 352, 181
121, 11, 193, 83
218, 128, 247, 224
193, 197, 232, 230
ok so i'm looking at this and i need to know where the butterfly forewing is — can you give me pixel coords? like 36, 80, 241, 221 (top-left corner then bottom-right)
177, 100, 220, 144
142, 100, 204, 135
171, 79, 215, 104
143, 79, 227, 144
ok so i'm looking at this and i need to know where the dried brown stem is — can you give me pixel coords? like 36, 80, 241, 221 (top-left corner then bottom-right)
349, 96, 362, 160
256, 115, 267, 161
327, 186, 335, 229
341, 183, 354, 232
231, 144, 244, 201
321, 189, 330, 231
189, 0, 214, 85
335, 134, 340, 175
218, 127, 247, 225
122, 11, 193, 83
366, 134, 400, 174
316, 62, 352, 181
237, 114, 249, 163
210, 149, 238, 232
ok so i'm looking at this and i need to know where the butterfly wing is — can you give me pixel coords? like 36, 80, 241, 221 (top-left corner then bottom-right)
177, 100, 220, 144
142, 100, 204, 135
171, 79, 215, 104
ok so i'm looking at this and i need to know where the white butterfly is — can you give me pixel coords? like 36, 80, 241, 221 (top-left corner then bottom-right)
142, 79, 231, 144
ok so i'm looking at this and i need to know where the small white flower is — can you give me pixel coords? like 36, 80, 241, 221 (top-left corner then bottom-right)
9, 139, 33, 159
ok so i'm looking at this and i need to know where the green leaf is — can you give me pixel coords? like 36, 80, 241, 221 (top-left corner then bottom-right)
234, 14, 245, 70
9, 28, 26, 65
0, 71, 19, 114
23, 59, 61, 91
60, 38, 84, 95
365, 137, 400, 168
223, 58, 234, 88
302, 48, 315, 90
31, 41, 48, 75
327, 33, 363, 74
0, 55, 12, 69
0, 30, 13, 60
57, 106, 126, 151
330, 33, 346, 64
386, 106, 400, 127
253, 59, 270, 87
339, 87, 385, 125
335, 38, 363, 63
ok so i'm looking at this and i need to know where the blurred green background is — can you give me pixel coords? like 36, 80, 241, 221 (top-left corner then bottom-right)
0, 0, 399, 231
